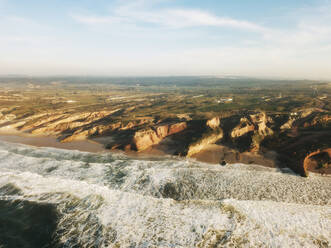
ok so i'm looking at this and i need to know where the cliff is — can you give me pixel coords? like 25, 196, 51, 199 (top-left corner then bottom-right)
187, 128, 223, 157
132, 122, 187, 151
1, 108, 330, 176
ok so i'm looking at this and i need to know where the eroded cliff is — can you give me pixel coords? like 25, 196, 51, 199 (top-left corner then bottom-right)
1, 107, 330, 176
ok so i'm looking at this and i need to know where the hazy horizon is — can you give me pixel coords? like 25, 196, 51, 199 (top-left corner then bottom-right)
0, 74, 330, 82
1, 0, 331, 79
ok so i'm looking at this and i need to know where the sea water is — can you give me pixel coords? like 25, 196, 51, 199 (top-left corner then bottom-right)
0, 140, 330, 247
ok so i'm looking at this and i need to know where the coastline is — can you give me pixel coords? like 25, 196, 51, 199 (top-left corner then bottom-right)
1, 127, 330, 177
0, 127, 107, 153
0, 126, 278, 169
189, 144, 278, 168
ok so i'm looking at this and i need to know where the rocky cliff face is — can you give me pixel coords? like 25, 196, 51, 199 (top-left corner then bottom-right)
230, 117, 255, 138
0, 108, 17, 124
132, 122, 187, 151
206, 117, 220, 130
251, 112, 274, 136
1, 107, 330, 176
18, 110, 117, 135
230, 112, 273, 138
303, 149, 331, 175
229, 112, 273, 152
187, 128, 223, 157
280, 118, 295, 130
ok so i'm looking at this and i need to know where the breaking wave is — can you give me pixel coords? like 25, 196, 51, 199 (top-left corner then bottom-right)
0, 140, 330, 247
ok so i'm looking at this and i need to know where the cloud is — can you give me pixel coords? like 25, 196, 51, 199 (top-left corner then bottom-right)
2, 0, 331, 79
262, 3, 331, 47
67, 1, 331, 79
71, 1, 265, 32
159, 9, 264, 31
71, 15, 127, 25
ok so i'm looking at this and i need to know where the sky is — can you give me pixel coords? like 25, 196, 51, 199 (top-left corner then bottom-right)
1, 0, 331, 79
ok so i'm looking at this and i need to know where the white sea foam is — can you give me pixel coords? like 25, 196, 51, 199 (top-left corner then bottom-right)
0, 140, 330, 247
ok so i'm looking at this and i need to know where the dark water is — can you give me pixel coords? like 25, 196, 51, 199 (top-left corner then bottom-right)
0, 199, 60, 248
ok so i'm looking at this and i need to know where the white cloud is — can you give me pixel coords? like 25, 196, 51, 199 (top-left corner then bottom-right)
160, 9, 264, 31
1, 0, 331, 79
72, 1, 265, 32
71, 15, 127, 25
261, 3, 331, 48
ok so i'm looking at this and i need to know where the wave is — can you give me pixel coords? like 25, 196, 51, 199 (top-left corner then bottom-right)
0, 140, 330, 247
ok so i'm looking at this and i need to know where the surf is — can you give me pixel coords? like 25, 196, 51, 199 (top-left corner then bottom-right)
0, 140, 330, 247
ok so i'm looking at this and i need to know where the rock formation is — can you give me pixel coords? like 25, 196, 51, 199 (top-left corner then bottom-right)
206, 117, 220, 130
186, 128, 223, 157
132, 122, 187, 151
229, 112, 273, 152
231, 117, 255, 138
303, 149, 331, 176
1, 107, 330, 176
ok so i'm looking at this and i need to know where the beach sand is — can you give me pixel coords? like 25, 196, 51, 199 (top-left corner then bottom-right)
190, 144, 278, 167
0, 127, 278, 168
0, 129, 107, 153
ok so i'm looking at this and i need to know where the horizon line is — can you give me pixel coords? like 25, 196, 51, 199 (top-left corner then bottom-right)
0, 74, 330, 82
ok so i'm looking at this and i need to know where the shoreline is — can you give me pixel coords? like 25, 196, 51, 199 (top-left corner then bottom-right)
0, 129, 107, 153
0, 127, 181, 160
0, 127, 278, 168
1, 130, 330, 176
189, 144, 278, 168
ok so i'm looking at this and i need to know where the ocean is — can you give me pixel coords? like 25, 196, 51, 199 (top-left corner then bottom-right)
0, 140, 330, 247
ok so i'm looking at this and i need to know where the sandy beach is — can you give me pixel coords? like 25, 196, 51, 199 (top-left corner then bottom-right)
190, 144, 278, 167
0, 126, 279, 169
0, 127, 107, 153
